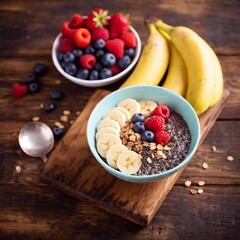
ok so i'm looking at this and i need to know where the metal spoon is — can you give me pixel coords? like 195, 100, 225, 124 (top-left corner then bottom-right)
18, 122, 54, 163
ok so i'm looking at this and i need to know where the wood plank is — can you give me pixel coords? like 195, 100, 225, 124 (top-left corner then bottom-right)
40, 89, 229, 226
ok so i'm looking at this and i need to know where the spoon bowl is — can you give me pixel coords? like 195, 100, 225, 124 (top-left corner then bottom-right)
18, 122, 54, 162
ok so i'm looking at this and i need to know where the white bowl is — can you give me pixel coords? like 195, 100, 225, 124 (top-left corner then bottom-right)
52, 26, 141, 87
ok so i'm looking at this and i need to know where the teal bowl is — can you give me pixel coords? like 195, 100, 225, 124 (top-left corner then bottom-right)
87, 85, 201, 183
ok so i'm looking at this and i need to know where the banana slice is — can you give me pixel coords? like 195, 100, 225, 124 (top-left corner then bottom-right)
97, 118, 120, 132
106, 144, 128, 169
113, 107, 131, 121
104, 109, 126, 127
117, 150, 142, 175
139, 100, 158, 116
117, 98, 141, 117
96, 127, 119, 141
97, 134, 121, 158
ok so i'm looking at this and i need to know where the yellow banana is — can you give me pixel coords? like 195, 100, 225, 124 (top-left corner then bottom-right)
155, 20, 223, 115
120, 23, 169, 88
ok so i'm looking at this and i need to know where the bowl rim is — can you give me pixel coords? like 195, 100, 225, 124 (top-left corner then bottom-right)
52, 26, 142, 87
87, 85, 201, 182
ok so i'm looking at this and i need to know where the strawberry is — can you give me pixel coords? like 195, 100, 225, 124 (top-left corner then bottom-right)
80, 54, 96, 70
108, 13, 130, 38
12, 83, 28, 98
106, 38, 124, 59
145, 116, 165, 132
58, 37, 76, 53
120, 31, 137, 48
61, 22, 76, 39
154, 130, 171, 146
86, 8, 109, 31
108, 63, 121, 75
74, 28, 91, 48
153, 105, 170, 120
69, 14, 84, 29
92, 27, 109, 42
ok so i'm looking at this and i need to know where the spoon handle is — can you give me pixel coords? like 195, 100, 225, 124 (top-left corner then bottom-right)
41, 155, 48, 163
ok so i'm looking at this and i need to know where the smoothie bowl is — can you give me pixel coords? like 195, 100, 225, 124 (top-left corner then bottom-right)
87, 86, 200, 183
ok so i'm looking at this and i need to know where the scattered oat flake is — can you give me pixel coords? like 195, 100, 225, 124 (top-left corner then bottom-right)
226, 156, 234, 161
55, 121, 62, 127
60, 115, 68, 122
185, 180, 192, 187
16, 166, 21, 173
32, 116, 40, 121
147, 157, 152, 164
198, 181, 205, 186
63, 110, 71, 115
190, 189, 197, 195
198, 189, 204, 194
54, 80, 61, 85
40, 103, 44, 108
76, 111, 81, 116
211, 146, 216, 152
70, 120, 74, 124
202, 162, 208, 169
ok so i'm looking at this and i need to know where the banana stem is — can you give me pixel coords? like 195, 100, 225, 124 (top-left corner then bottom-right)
146, 22, 158, 34
155, 20, 173, 34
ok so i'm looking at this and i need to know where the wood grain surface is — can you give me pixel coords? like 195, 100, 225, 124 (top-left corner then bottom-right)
0, 0, 239, 239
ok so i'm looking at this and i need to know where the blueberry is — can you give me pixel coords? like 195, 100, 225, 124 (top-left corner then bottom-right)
57, 52, 64, 61
25, 73, 38, 85
131, 113, 145, 123
133, 122, 145, 133
89, 70, 99, 80
101, 53, 116, 67
95, 62, 103, 71
65, 63, 77, 76
84, 45, 95, 54
51, 89, 64, 101
76, 68, 89, 79
64, 52, 75, 63
124, 48, 135, 58
33, 63, 48, 76
141, 130, 155, 142
119, 55, 131, 69
43, 103, 55, 112
73, 49, 83, 58
53, 127, 65, 139
60, 61, 66, 69
27, 82, 39, 93
95, 49, 105, 59
100, 68, 113, 79
94, 39, 105, 49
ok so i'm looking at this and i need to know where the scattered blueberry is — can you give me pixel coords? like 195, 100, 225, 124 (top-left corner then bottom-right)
64, 52, 75, 63
95, 62, 103, 71
131, 113, 145, 123
76, 68, 89, 79
43, 103, 55, 112
57, 52, 64, 61
124, 48, 135, 58
95, 49, 105, 59
89, 70, 99, 80
65, 63, 77, 76
25, 73, 38, 85
27, 82, 39, 93
34, 63, 48, 76
141, 130, 155, 142
73, 49, 83, 58
53, 127, 65, 139
84, 45, 95, 54
101, 53, 116, 67
100, 68, 113, 79
94, 39, 105, 49
133, 122, 145, 133
51, 89, 64, 101
119, 55, 131, 69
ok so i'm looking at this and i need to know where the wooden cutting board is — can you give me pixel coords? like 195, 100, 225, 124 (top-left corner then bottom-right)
40, 89, 229, 226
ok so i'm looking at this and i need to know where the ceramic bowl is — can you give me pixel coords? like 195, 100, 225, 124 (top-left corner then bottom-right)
52, 26, 141, 88
87, 86, 201, 183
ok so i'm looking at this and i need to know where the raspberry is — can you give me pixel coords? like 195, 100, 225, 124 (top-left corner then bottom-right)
106, 38, 124, 59
153, 105, 170, 120
69, 14, 84, 29
61, 22, 76, 39
108, 63, 121, 75
12, 83, 28, 98
80, 54, 96, 70
120, 31, 137, 48
92, 27, 109, 42
145, 116, 165, 132
74, 28, 91, 48
154, 130, 171, 146
59, 37, 76, 53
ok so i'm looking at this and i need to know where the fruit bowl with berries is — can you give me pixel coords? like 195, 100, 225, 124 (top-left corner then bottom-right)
87, 85, 201, 183
52, 8, 141, 87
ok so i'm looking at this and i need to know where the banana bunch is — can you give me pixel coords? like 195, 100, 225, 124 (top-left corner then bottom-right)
155, 20, 224, 115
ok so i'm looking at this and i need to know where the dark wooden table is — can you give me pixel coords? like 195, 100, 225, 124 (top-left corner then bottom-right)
0, 1, 239, 239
